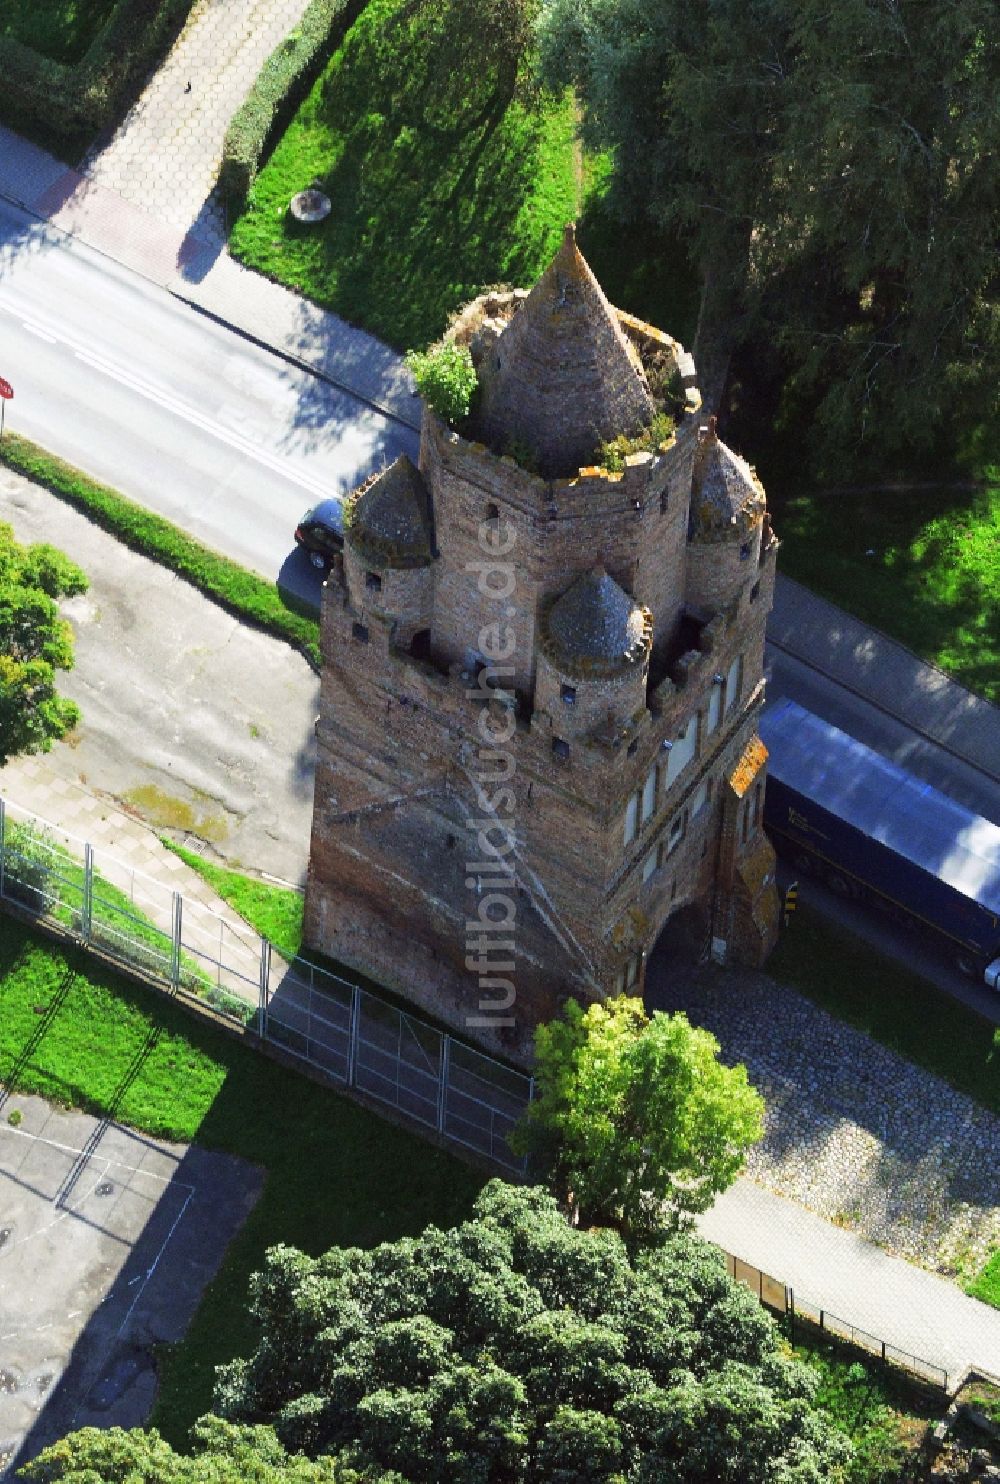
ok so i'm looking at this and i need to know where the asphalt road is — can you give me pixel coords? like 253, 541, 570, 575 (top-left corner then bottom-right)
765, 642, 1000, 827
0, 198, 419, 607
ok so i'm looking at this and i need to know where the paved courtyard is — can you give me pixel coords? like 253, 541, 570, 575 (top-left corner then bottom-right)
0, 1093, 263, 1476
0, 467, 318, 887
82, 0, 313, 243
652, 962, 1000, 1279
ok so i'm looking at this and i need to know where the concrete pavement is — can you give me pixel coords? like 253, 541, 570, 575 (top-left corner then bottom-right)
697, 1178, 1000, 1387
0, 126, 421, 430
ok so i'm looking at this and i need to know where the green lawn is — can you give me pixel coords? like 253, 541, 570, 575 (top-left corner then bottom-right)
162, 841, 304, 962
967, 1248, 1000, 1309
0, 0, 116, 64
0, 914, 483, 1444
229, 0, 580, 350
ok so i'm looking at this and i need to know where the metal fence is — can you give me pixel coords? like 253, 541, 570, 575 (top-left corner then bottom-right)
0, 794, 959, 1374
721, 1249, 950, 1391
0, 796, 530, 1173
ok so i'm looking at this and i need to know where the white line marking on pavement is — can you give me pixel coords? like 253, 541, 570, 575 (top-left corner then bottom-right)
20, 320, 58, 344
0, 296, 331, 502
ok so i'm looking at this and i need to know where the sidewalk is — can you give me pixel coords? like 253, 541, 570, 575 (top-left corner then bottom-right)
770, 574, 1000, 783
0, 127, 421, 431
697, 1177, 1000, 1386
0, 754, 271, 1003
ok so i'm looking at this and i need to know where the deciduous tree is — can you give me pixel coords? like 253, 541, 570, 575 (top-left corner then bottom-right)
538, 0, 999, 469
514, 997, 764, 1236
0, 522, 86, 765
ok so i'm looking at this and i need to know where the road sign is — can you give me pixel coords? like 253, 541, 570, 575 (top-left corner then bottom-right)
0, 378, 12, 400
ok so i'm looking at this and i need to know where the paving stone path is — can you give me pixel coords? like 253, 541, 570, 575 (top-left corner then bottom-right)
666, 965, 1000, 1278
82, 0, 312, 243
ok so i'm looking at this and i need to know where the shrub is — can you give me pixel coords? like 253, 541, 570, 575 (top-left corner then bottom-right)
599, 410, 676, 472
2, 819, 60, 914
218, 0, 358, 204
0, 0, 195, 149
405, 342, 478, 425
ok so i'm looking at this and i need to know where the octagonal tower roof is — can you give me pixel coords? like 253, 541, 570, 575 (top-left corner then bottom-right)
476, 224, 655, 478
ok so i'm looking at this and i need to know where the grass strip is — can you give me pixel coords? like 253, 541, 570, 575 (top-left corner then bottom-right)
0, 431, 321, 669
161, 840, 304, 962
767, 474, 1000, 705
966, 1249, 1000, 1311
0, 913, 483, 1443
770, 914, 999, 1117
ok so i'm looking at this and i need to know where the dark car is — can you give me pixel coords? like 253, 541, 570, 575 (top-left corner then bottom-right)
294, 498, 345, 570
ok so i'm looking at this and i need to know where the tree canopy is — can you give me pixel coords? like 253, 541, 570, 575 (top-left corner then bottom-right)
513, 997, 764, 1236
199, 1182, 846, 1483
538, 0, 999, 471
22, 1417, 351, 1483
0, 522, 86, 766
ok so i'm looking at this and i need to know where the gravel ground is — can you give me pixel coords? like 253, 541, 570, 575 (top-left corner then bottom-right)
658, 965, 1000, 1278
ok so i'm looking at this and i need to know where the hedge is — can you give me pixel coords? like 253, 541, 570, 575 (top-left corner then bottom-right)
0, 0, 194, 150
0, 431, 321, 669
218, 0, 361, 205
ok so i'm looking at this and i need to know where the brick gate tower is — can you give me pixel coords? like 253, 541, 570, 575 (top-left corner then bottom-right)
303, 226, 780, 1062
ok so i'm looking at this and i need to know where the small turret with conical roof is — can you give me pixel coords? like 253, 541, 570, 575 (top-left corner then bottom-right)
688, 416, 764, 542
342, 454, 435, 642
475, 224, 655, 476
542, 564, 652, 678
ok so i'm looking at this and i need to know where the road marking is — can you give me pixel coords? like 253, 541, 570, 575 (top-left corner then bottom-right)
1, 296, 333, 503
20, 320, 58, 344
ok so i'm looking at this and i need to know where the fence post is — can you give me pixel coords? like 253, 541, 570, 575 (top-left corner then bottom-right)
347, 985, 360, 1087
259, 937, 271, 1038
0, 797, 6, 900
437, 1036, 450, 1135
788, 1288, 795, 1346
170, 892, 182, 992
81, 844, 94, 941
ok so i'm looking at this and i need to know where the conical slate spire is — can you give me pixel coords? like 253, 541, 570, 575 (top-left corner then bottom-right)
544, 565, 651, 675
347, 455, 433, 567
688, 416, 763, 541
477, 224, 654, 477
